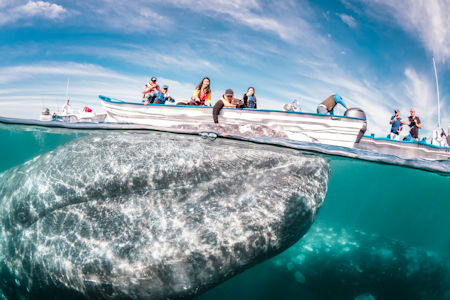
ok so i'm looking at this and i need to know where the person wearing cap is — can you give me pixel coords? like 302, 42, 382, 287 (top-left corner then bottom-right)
213, 89, 243, 123
142, 77, 160, 103
153, 85, 173, 105
316, 93, 350, 115
389, 109, 403, 140
401, 108, 422, 141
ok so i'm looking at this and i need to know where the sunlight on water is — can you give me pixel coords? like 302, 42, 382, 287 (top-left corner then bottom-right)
0, 124, 449, 300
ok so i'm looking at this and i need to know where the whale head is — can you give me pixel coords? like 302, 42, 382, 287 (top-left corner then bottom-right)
0, 132, 330, 299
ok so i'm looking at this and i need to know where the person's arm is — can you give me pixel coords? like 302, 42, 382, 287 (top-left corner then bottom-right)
243, 94, 248, 107
400, 120, 409, 125
390, 116, 396, 124
142, 84, 150, 94
415, 117, 422, 128
206, 92, 211, 106
191, 88, 200, 102
334, 95, 348, 109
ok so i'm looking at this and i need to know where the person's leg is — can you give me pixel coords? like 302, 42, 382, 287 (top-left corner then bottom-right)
317, 105, 328, 114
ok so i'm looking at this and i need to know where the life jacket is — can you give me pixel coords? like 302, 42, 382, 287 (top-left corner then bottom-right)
196, 88, 209, 106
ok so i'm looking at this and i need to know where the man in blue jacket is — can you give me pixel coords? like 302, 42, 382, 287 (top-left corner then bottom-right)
389, 109, 403, 140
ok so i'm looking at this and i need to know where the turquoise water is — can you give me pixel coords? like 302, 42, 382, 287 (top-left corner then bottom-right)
1, 125, 449, 299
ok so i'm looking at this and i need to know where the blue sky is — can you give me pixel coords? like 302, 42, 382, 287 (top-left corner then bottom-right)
0, 0, 448, 137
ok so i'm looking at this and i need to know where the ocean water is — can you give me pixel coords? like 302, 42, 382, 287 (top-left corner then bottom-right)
0, 124, 449, 300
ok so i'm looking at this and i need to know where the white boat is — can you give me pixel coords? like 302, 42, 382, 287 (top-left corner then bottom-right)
356, 135, 450, 161
99, 95, 367, 148
52, 112, 107, 123
39, 108, 107, 123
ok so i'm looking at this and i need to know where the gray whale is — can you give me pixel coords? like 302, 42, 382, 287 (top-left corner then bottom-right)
0, 132, 330, 299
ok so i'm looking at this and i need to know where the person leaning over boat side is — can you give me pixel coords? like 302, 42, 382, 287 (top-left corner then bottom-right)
142, 77, 160, 103
316, 93, 350, 115
243, 86, 257, 109
153, 85, 173, 104
401, 108, 422, 141
213, 89, 240, 123
388, 109, 403, 140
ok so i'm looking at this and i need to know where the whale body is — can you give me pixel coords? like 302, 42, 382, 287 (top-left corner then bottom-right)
0, 132, 330, 299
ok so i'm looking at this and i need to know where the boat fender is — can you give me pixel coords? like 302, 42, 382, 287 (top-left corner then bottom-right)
199, 131, 218, 141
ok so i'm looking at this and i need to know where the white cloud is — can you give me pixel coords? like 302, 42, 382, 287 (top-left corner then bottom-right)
356, 0, 450, 63
0, 62, 130, 84
0, 61, 197, 119
19, 1, 66, 19
160, 0, 314, 43
0, 1, 67, 25
403, 67, 440, 130
338, 14, 357, 28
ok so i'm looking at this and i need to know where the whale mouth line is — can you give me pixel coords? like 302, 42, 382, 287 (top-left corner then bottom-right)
23, 161, 305, 230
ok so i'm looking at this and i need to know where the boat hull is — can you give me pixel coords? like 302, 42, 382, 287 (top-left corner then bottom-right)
100, 96, 367, 148
356, 136, 450, 161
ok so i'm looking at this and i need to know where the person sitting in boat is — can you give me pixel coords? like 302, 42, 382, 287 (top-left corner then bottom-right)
213, 89, 244, 123
316, 93, 350, 115
388, 109, 403, 140
142, 77, 160, 103
61, 99, 73, 115
153, 85, 173, 104
177, 77, 211, 106
401, 108, 422, 141
243, 86, 257, 109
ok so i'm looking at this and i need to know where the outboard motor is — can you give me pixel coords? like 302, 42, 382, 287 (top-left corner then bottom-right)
344, 108, 367, 143
39, 108, 53, 121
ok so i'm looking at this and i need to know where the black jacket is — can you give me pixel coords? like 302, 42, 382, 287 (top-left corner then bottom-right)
243, 94, 257, 109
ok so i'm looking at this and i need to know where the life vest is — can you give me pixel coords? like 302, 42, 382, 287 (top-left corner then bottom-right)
196, 89, 209, 106
321, 95, 337, 112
